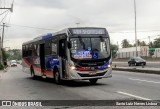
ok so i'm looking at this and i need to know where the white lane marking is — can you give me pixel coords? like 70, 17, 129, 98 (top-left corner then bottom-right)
113, 62, 159, 63
117, 91, 151, 100
129, 78, 160, 84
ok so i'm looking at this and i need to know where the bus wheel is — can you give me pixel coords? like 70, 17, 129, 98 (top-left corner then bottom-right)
54, 71, 61, 85
89, 79, 98, 85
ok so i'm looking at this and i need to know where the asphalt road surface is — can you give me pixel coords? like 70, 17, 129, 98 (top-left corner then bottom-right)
113, 61, 160, 68
0, 65, 160, 109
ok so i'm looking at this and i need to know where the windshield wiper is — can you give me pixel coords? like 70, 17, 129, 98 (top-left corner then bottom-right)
78, 36, 85, 49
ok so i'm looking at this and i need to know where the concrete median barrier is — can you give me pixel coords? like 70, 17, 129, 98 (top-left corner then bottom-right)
113, 67, 160, 75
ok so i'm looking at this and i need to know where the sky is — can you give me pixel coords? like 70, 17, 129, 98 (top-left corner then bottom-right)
0, 0, 160, 49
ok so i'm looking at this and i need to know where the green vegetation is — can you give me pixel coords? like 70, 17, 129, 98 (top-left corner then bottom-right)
110, 43, 118, 58
121, 37, 160, 48
0, 63, 4, 70
6, 49, 22, 61
152, 37, 160, 48
121, 39, 133, 48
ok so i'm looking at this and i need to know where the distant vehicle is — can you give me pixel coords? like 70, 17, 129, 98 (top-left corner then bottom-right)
128, 57, 146, 66
10, 60, 17, 67
16, 61, 20, 64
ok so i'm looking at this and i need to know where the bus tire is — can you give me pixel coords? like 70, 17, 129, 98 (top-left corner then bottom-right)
31, 67, 37, 79
89, 79, 98, 85
54, 70, 62, 85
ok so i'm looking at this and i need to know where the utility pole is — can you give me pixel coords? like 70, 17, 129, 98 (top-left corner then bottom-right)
1, 23, 9, 48
0, 23, 9, 65
2, 23, 5, 48
117, 41, 119, 49
0, 3, 13, 66
148, 36, 150, 46
0, 37, 2, 64
134, 0, 138, 56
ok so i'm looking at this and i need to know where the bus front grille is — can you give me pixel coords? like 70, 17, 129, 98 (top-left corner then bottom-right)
78, 72, 106, 77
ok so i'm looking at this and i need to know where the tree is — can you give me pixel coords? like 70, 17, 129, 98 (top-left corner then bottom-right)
7, 49, 22, 60
148, 41, 153, 48
137, 40, 141, 46
121, 39, 132, 48
153, 37, 160, 48
133, 40, 147, 46
110, 43, 118, 58
141, 41, 147, 46
2, 49, 10, 61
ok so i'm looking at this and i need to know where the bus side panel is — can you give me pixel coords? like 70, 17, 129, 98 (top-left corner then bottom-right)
22, 57, 32, 74
44, 55, 60, 78
32, 56, 42, 76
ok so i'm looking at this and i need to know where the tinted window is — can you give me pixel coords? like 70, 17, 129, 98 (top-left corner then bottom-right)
52, 42, 57, 55
22, 46, 25, 57
45, 42, 51, 55
28, 44, 32, 56
33, 44, 39, 56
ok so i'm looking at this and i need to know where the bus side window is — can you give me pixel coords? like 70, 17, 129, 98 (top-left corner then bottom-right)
33, 44, 39, 56
22, 46, 25, 57
28, 44, 32, 56
52, 42, 57, 55
26, 45, 29, 57
45, 42, 51, 56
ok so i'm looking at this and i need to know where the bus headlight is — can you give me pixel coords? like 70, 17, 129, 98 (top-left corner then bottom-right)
107, 60, 112, 68
107, 64, 111, 68
70, 65, 76, 70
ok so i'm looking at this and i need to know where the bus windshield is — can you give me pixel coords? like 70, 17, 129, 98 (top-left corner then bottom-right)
70, 37, 110, 60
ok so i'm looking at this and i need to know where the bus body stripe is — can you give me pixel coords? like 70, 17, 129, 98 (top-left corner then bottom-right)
22, 58, 54, 76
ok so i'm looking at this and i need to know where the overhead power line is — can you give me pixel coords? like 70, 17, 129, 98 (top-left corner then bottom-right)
0, 10, 9, 24
109, 30, 160, 33
7, 23, 160, 33
8, 24, 57, 30
0, 9, 8, 15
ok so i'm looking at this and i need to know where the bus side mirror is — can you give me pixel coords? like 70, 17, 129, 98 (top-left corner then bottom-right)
67, 42, 72, 49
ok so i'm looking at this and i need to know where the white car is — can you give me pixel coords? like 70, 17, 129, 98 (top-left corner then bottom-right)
10, 60, 17, 67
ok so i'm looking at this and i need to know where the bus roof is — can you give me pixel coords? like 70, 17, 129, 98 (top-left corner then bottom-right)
22, 28, 68, 45
22, 27, 107, 45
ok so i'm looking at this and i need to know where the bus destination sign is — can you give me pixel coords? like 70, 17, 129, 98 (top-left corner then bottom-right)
71, 28, 105, 35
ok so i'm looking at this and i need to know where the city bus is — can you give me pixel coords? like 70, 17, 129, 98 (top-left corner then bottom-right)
22, 27, 112, 84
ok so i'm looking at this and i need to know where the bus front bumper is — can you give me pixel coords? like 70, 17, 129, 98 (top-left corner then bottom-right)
66, 68, 112, 80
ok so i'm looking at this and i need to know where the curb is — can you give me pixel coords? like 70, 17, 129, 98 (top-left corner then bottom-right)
112, 68, 160, 75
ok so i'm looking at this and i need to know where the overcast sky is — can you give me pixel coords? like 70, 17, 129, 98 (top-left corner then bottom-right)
1, 0, 160, 49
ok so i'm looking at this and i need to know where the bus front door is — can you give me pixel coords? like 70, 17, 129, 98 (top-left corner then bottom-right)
59, 39, 67, 78
40, 44, 45, 76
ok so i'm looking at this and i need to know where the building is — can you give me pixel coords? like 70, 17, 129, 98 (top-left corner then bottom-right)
116, 46, 149, 58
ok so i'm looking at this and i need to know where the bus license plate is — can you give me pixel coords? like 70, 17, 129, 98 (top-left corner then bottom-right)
89, 71, 96, 75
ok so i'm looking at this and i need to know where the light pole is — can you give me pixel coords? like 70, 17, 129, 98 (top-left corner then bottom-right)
76, 23, 80, 27
134, 0, 138, 56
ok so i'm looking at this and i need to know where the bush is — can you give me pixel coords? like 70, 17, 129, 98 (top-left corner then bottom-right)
0, 63, 4, 70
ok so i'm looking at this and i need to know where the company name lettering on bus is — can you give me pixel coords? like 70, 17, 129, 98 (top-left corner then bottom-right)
72, 29, 105, 34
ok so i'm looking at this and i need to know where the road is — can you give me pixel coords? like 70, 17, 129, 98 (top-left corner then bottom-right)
0, 65, 160, 109
113, 61, 160, 68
